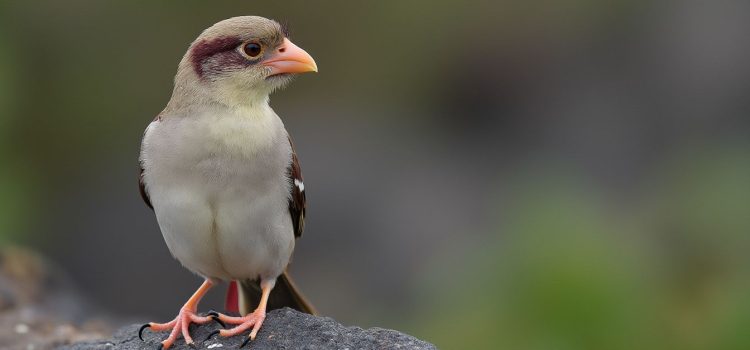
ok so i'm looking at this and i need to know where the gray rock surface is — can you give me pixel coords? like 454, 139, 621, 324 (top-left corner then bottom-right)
60, 308, 436, 350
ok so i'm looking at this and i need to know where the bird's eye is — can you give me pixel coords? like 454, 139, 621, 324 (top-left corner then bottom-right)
242, 42, 262, 58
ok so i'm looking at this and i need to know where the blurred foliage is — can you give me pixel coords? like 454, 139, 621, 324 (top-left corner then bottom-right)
412, 147, 750, 349
0, 19, 32, 244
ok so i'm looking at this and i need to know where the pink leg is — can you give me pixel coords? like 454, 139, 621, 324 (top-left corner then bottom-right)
139, 279, 219, 349
209, 279, 275, 347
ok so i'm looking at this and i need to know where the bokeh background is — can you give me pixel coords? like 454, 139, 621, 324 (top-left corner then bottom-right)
1, 1, 749, 349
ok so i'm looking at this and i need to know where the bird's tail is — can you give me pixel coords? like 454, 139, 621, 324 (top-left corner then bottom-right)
225, 271, 316, 316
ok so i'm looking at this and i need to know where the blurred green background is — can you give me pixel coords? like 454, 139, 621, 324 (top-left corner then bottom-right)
1, 1, 749, 349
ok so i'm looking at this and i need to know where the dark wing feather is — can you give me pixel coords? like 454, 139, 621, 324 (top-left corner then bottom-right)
139, 161, 153, 210
287, 136, 306, 238
139, 119, 157, 210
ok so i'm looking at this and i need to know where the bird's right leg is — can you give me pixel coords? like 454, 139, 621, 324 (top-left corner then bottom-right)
204, 278, 276, 347
139, 279, 222, 349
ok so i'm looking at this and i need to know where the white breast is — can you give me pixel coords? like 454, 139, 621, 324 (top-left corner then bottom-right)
140, 104, 295, 281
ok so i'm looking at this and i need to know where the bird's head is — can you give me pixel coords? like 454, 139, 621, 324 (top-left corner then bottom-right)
172, 16, 317, 108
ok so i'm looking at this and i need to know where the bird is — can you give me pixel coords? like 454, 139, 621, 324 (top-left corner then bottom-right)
137, 16, 317, 349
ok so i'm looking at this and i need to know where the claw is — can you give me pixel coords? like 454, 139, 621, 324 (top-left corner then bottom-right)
211, 316, 226, 328
203, 329, 221, 343
207, 311, 226, 328
240, 336, 252, 348
139, 323, 151, 341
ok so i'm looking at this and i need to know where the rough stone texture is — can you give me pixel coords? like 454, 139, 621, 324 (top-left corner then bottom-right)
60, 308, 436, 350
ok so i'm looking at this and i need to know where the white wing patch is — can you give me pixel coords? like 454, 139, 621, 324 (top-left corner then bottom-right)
294, 178, 305, 192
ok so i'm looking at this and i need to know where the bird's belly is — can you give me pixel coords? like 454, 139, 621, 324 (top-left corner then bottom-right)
154, 188, 223, 279
153, 173, 294, 281
213, 187, 295, 280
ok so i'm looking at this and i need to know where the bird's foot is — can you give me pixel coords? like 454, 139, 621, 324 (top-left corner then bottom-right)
139, 307, 223, 349
204, 308, 267, 347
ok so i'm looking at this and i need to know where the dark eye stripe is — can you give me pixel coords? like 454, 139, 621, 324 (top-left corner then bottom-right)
190, 36, 242, 78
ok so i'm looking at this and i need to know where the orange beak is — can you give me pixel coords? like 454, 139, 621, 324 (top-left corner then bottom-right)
262, 38, 318, 76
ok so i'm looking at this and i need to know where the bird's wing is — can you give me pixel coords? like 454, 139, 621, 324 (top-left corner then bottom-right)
139, 161, 153, 210
287, 136, 306, 238
138, 120, 157, 210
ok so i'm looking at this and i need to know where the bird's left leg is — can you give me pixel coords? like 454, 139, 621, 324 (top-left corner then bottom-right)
207, 279, 275, 346
139, 279, 223, 349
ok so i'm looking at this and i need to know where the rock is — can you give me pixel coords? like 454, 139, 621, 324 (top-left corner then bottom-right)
0, 246, 112, 350
61, 308, 436, 350
0, 247, 434, 350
